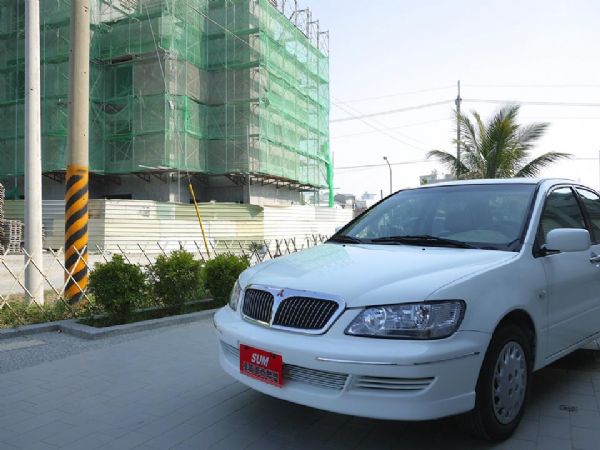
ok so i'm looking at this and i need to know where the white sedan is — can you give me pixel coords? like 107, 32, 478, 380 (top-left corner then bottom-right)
213, 178, 600, 440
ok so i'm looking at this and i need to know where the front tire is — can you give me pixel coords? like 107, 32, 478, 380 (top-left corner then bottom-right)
459, 324, 532, 441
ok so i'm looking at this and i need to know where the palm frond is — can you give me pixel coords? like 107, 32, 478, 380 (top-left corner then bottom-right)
516, 123, 550, 150
435, 103, 561, 180
515, 152, 572, 177
426, 150, 469, 176
458, 111, 480, 154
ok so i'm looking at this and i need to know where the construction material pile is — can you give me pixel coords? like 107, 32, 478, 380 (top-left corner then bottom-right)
0, 184, 24, 255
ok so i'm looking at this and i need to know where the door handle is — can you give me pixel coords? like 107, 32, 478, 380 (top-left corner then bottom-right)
590, 253, 600, 265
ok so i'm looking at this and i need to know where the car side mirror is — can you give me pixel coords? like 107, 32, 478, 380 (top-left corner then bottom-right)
545, 228, 591, 253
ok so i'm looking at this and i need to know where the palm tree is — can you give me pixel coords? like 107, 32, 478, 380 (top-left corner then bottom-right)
427, 104, 571, 179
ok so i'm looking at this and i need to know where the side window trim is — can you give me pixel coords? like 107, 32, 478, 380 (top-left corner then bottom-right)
533, 184, 588, 258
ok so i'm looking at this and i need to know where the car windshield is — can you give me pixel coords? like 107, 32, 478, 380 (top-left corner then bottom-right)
337, 184, 537, 251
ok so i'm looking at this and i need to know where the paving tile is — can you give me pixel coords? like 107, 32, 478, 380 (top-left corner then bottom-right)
245, 434, 294, 450
0, 440, 20, 450
41, 424, 104, 447
539, 415, 571, 439
536, 436, 572, 450
96, 431, 152, 450
0, 410, 37, 429
2, 420, 72, 448
570, 409, 600, 429
489, 439, 536, 450
571, 426, 600, 450
513, 417, 539, 441
568, 381, 595, 396
142, 422, 202, 449
59, 432, 117, 450
207, 421, 270, 450
568, 394, 599, 411
533, 398, 572, 419
24, 441, 60, 450
4, 409, 72, 434
172, 421, 236, 450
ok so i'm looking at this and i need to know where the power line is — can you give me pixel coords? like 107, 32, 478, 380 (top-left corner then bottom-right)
331, 99, 427, 150
521, 116, 600, 121
464, 83, 600, 89
331, 118, 450, 139
463, 99, 600, 108
339, 85, 455, 103
330, 100, 454, 123
332, 96, 436, 148
334, 156, 600, 175
336, 83, 600, 105
335, 159, 431, 170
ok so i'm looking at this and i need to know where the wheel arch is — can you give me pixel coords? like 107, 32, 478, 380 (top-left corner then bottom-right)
494, 308, 538, 368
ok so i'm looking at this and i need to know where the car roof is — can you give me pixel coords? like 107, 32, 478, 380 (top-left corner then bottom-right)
416, 178, 574, 189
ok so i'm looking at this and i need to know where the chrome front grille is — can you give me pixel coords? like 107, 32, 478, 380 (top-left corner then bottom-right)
220, 342, 348, 390
242, 289, 274, 324
354, 375, 435, 392
273, 296, 339, 330
241, 285, 345, 334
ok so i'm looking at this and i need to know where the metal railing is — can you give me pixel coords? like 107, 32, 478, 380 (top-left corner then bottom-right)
0, 235, 329, 326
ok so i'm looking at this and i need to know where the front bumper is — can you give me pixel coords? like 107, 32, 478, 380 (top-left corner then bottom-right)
213, 306, 490, 421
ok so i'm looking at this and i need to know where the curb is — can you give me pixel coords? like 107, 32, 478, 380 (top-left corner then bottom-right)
0, 308, 218, 341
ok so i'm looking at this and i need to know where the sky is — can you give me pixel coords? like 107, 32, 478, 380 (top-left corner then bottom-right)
303, 0, 600, 199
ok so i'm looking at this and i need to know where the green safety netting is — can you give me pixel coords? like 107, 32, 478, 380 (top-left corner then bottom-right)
0, 0, 331, 192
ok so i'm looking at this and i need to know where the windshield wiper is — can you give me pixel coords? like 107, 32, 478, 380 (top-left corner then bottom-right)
370, 235, 474, 249
328, 234, 364, 244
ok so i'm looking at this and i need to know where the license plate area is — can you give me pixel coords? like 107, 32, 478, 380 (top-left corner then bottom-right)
240, 344, 283, 387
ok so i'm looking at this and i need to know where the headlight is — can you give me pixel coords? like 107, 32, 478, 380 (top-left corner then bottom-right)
228, 280, 242, 311
345, 301, 465, 339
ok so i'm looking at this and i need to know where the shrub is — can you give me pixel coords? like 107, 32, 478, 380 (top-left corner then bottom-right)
0, 300, 73, 328
203, 254, 249, 305
147, 250, 203, 313
89, 255, 147, 324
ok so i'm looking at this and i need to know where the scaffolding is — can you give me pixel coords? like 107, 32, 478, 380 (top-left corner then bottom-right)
0, 0, 331, 197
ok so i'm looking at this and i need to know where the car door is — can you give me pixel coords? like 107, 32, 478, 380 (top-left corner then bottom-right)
538, 186, 600, 358
574, 187, 600, 331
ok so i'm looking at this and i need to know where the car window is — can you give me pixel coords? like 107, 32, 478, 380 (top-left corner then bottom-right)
355, 196, 426, 239
539, 187, 586, 244
341, 184, 536, 250
576, 188, 600, 243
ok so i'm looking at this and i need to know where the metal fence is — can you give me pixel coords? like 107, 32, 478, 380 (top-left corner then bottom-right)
0, 235, 329, 325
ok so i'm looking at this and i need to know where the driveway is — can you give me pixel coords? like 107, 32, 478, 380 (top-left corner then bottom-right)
1, 317, 600, 450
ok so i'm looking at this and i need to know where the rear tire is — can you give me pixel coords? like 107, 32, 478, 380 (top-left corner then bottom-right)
458, 324, 532, 441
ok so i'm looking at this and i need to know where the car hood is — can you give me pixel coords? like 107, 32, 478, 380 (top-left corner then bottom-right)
241, 243, 517, 307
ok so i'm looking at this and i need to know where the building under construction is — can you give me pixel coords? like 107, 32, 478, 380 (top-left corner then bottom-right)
0, 0, 331, 206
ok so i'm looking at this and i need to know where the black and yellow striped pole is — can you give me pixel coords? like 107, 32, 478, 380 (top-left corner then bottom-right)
65, 0, 90, 304
65, 166, 89, 302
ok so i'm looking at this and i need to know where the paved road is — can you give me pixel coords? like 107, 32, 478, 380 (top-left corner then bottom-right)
1, 319, 600, 449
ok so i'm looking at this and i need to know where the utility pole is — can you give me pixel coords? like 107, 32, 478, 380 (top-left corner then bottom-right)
455, 80, 462, 178
383, 156, 392, 195
65, 0, 90, 304
24, 0, 44, 304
